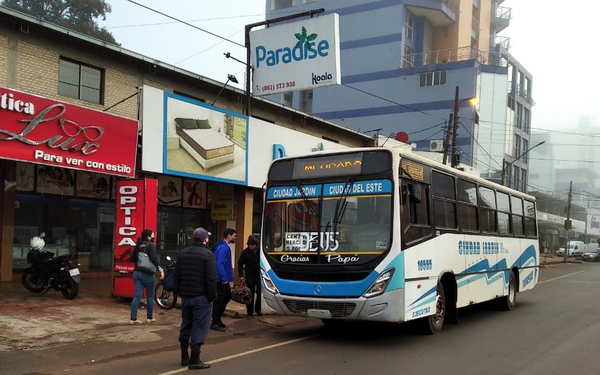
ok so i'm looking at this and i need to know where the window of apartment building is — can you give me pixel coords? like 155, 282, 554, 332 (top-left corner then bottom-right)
514, 134, 521, 157
282, 92, 293, 106
58, 58, 103, 104
272, 0, 296, 10
403, 45, 414, 68
521, 169, 528, 192
522, 139, 529, 163
303, 0, 316, 3
516, 102, 523, 129
523, 108, 530, 133
512, 166, 520, 190
420, 70, 447, 87
405, 10, 415, 41
300, 90, 313, 112
507, 94, 515, 110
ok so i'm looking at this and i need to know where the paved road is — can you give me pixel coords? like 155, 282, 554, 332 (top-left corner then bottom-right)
3, 261, 599, 375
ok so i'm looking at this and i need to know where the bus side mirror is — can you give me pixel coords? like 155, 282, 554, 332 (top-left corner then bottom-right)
409, 184, 422, 203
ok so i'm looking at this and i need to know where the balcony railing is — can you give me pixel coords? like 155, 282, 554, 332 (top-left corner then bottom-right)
401, 46, 507, 69
492, 35, 511, 51
440, 0, 460, 16
494, 6, 512, 20
517, 83, 536, 106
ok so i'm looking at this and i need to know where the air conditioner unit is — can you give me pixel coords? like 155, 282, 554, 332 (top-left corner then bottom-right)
430, 140, 444, 152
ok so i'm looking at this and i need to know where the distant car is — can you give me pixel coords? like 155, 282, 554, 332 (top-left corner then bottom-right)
582, 247, 600, 262
557, 241, 585, 257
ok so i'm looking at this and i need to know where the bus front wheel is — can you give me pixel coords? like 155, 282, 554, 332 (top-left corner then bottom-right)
421, 283, 445, 334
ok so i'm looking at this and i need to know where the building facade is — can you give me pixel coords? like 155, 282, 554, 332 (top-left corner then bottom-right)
0, 7, 373, 282
264, 0, 534, 191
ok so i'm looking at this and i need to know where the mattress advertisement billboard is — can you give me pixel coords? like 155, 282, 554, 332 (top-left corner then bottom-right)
141, 85, 348, 188
141, 85, 248, 185
250, 13, 341, 96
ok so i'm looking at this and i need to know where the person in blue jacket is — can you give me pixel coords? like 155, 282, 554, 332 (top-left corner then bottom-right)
210, 228, 237, 331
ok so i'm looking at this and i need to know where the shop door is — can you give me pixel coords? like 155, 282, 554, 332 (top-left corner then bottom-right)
157, 206, 214, 259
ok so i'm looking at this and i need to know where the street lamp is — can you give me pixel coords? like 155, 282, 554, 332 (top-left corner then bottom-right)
211, 74, 238, 105
501, 140, 545, 189
442, 86, 478, 167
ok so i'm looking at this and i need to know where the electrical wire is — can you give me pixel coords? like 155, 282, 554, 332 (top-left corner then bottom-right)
126, 0, 245, 48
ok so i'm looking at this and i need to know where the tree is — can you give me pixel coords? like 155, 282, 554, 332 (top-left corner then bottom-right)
1, 0, 117, 44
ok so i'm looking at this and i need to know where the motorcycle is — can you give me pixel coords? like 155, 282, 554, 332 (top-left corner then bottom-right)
155, 255, 177, 310
22, 233, 81, 299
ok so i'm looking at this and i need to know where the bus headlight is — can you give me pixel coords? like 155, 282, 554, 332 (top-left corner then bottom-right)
261, 268, 279, 294
363, 268, 395, 298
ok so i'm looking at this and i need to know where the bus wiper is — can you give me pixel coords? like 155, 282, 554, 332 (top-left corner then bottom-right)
332, 178, 354, 238
295, 181, 318, 217
401, 166, 414, 181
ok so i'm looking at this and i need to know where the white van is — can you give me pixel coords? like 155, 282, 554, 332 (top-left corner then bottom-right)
557, 241, 585, 257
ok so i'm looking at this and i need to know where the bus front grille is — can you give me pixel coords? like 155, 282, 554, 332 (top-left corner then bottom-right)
282, 300, 356, 318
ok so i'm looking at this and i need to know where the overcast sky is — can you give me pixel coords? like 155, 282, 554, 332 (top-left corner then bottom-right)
100, 0, 599, 133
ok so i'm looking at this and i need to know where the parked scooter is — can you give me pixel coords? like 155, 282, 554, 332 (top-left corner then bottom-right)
155, 255, 177, 310
22, 233, 81, 299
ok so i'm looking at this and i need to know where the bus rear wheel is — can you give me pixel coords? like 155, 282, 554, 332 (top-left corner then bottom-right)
422, 283, 445, 334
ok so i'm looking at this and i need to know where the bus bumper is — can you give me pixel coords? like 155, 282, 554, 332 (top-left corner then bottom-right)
262, 288, 405, 322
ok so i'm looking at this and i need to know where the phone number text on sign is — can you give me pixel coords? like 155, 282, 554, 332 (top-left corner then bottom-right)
258, 80, 296, 94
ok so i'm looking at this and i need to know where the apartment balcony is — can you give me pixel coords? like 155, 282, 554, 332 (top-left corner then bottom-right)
491, 35, 510, 52
491, 5, 512, 32
517, 83, 536, 106
473, 0, 480, 8
401, 45, 507, 69
405, 0, 459, 26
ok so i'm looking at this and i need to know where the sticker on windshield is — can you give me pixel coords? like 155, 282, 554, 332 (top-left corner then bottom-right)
376, 240, 388, 250
285, 232, 339, 252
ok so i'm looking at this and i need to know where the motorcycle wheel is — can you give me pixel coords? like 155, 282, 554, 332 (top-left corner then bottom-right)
61, 277, 79, 299
155, 281, 177, 310
22, 269, 45, 293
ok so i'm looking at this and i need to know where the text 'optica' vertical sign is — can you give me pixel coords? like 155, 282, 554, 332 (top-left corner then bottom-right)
250, 13, 340, 96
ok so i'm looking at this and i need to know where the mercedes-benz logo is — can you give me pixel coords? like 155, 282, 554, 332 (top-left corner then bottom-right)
313, 285, 322, 295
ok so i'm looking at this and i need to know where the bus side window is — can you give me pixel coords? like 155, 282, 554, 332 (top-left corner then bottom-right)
401, 182, 432, 245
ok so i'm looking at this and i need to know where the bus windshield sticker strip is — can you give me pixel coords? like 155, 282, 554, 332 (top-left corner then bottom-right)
267, 184, 322, 200
323, 179, 392, 197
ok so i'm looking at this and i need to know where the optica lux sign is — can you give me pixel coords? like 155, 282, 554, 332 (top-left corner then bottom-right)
250, 13, 341, 96
0, 87, 138, 177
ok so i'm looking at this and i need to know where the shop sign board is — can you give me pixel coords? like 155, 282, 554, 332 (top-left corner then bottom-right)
0, 87, 138, 177
113, 179, 158, 297
250, 13, 340, 96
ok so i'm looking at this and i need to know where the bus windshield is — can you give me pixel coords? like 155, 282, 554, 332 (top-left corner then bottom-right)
263, 179, 392, 266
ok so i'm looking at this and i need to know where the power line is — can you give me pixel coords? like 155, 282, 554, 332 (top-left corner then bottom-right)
341, 84, 447, 121
174, 29, 243, 65
407, 121, 447, 135
126, 0, 245, 48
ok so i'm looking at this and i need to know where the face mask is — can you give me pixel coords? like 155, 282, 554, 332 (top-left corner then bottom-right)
149, 237, 155, 243
230, 238, 237, 244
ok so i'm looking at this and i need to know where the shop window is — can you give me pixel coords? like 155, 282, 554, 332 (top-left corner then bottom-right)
58, 58, 104, 104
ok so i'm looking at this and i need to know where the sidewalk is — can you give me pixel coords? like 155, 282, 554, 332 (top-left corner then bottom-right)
0, 277, 300, 352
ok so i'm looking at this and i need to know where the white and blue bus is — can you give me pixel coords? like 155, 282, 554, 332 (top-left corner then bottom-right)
260, 148, 539, 333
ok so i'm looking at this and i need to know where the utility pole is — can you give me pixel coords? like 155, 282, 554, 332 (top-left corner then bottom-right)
450, 86, 460, 168
564, 181, 573, 263
442, 113, 453, 165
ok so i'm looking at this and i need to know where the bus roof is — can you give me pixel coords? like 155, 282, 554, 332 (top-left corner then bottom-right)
271, 147, 536, 202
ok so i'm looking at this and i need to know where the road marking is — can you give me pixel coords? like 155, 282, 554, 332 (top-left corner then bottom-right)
157, 334, 321, 375
538, 270, 585, 284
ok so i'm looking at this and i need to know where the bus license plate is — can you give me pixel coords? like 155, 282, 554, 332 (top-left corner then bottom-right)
307, 309, 332, 319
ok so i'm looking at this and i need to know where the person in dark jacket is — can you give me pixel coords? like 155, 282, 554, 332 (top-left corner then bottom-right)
174, 227, 216, 370
129, 229, 163, 324
238, 235, 261, 316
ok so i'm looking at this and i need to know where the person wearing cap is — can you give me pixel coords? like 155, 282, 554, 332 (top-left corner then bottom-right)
211, 228, 237, 331
238, 235, 262, 317
173, 227, 216, 370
